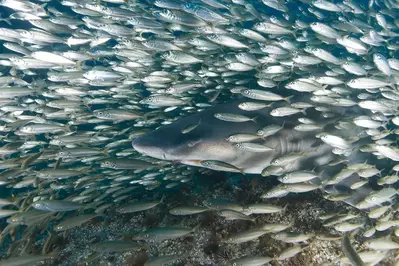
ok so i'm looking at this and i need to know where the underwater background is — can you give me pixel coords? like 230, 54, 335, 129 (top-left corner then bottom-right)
0, 0, 398, 265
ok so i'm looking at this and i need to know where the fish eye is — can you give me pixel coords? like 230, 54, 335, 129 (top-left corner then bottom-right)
371, 196, 376, 202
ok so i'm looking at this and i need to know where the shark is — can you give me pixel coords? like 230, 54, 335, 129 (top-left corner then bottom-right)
132, 99, 379, 206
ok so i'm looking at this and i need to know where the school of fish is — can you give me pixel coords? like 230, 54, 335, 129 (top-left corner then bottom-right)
0, 0, 399, 265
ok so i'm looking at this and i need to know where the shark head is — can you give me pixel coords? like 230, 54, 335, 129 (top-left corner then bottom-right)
132, 101, 268, 171
132, 110, 240, 167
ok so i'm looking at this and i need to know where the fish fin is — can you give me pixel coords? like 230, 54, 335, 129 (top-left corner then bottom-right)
191, 223, 202, 232
54, 157, 62, 170
66, 125, 76, 133
0, 14, 11, 26
251, 116, 260, 124
284, 95, 294, 104
103, 149, 109, 157
159, 195, 166, 204
75, 60, 83, 71
282, 203, 288, 213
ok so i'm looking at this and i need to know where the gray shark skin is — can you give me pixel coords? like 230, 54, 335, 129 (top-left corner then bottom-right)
132, 99, 375, 205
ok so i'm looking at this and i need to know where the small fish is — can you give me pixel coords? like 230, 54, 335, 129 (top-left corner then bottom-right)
169, 206, 209, 216
218, 209, 254, 222
319, 133, 351, 150
257, 123, 284, 138
200, 160, 245, 174
181, 120, 201, 134
31, 200, 83, 212
223, 229, 268, 244
227, 133, 263, 143
243, 203, 285, 215
133, 225, 198, 241
271, 151, 313, 166
364, 237, 399, 250
278, 171, 319, 183
342, 235, 365, 266
54, 214, 97, 232
241, 89, 291, 102
116, 199, 162, 213
234, 143, 275, 152
238, 102, 271, 111
214, 113, 257, 123
270, 107, 305, 117
277, 245, 304, 260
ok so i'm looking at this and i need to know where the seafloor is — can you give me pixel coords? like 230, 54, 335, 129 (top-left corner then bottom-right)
35, 171, 396, 266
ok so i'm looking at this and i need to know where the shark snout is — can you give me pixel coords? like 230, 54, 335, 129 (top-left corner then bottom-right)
132, 135, 167, 160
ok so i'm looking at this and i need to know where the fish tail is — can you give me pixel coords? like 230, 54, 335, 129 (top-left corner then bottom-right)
284, 95, 294, 104
239, 168, 246, 175
66, 125, 75, 133
0, 17, 11, 26
252, 116, 260, 124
